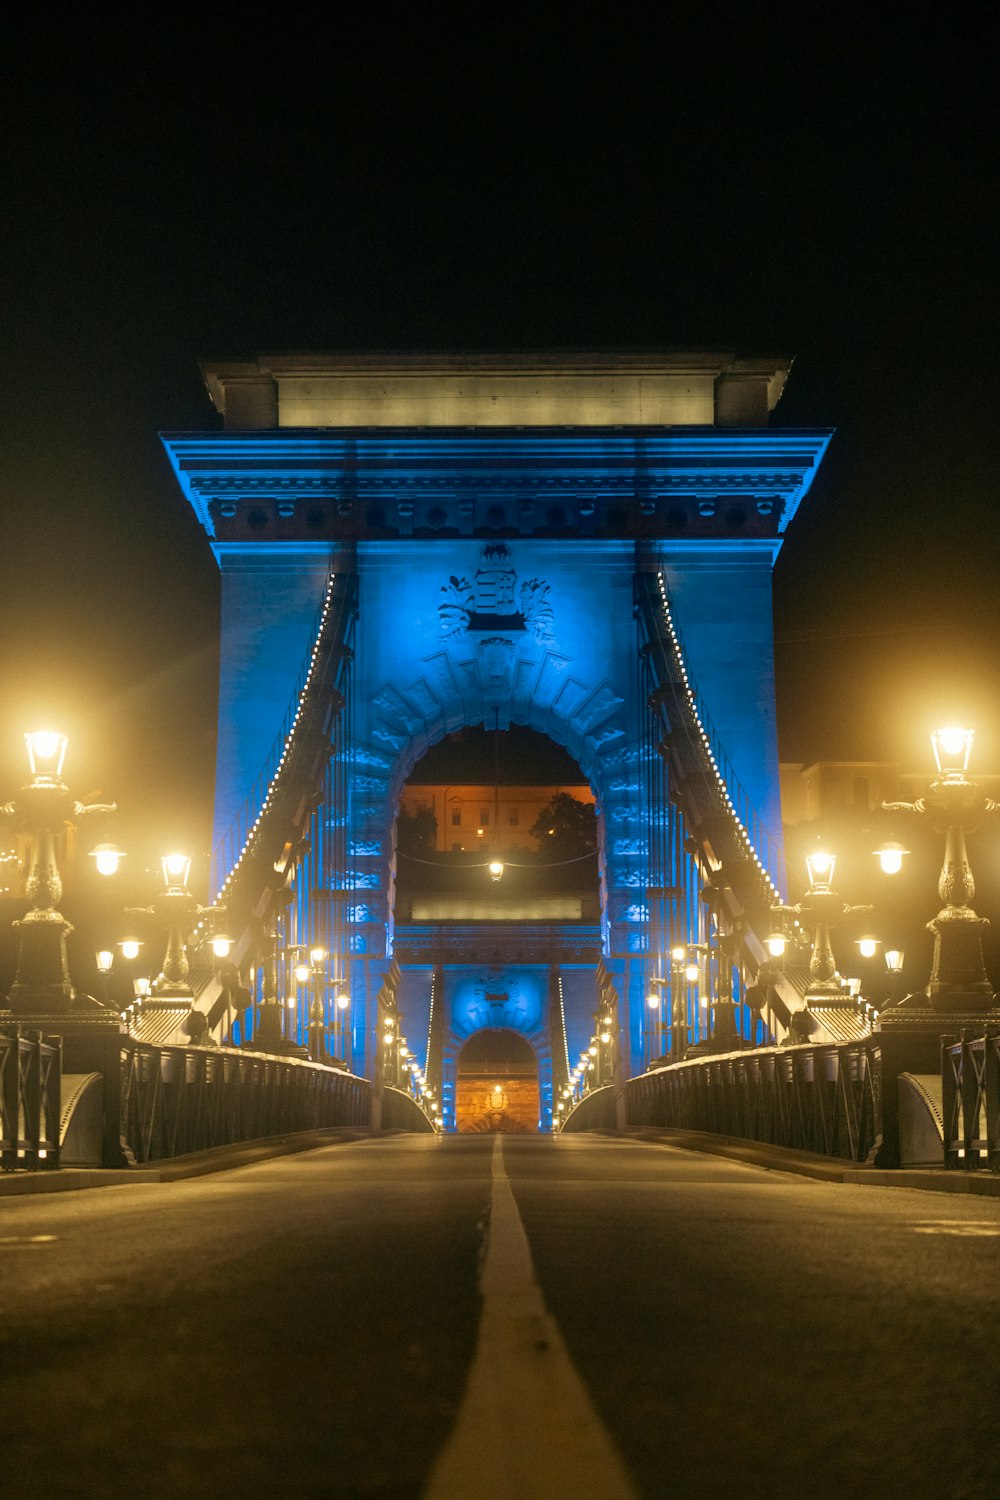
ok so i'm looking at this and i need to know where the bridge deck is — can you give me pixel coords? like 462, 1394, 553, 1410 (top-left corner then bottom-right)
1, 1135, 997, 1498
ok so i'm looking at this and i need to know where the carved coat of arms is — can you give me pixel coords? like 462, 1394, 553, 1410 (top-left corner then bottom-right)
439, 544, 554, 644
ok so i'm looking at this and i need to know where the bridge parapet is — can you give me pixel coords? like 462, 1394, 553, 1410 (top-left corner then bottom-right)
564, 1033, 1000, 1177
563, 1041, 883, 1164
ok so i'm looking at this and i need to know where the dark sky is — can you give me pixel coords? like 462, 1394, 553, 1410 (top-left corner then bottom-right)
2, 21, 997, 880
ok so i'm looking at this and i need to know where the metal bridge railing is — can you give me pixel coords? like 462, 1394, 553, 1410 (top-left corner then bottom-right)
119, 1041, 370, 1165
564, 1041, 883, 1164
0, 1026, 61, 1171
943, 1032, 1000, 1173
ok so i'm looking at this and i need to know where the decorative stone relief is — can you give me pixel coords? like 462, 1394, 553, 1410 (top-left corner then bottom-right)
438, 544, 555, 645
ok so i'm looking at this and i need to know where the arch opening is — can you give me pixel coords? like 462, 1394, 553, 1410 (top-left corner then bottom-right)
396, 722, 599, 920
455, 1028, 540, 1133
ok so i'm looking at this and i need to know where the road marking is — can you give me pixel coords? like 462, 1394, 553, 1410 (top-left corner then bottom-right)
424, 1136, 637, 1500
0, 1234, 58, 1246
912, 1221, 999, 1237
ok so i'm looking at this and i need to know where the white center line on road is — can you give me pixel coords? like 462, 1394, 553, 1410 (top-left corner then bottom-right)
423, 1137, 638, 1500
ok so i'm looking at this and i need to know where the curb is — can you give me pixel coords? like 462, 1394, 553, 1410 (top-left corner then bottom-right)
0, 1127, 375, 1196
606, 1128, 1000, 1197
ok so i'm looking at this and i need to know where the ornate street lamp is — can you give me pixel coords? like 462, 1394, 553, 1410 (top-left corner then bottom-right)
126, 853, 221, 1043
771, 851, 872, 1042
131, 854, 200, 997
883, 726, 999, 1005
1, 732, 115, 1014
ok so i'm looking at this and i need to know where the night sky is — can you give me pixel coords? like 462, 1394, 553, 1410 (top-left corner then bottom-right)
3, 23, 997, 885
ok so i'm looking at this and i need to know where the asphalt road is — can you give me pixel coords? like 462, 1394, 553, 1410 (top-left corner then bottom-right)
1, 1135, 997, 1499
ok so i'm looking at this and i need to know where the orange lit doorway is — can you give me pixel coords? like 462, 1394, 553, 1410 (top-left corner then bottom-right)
455, 1029, 539, 1133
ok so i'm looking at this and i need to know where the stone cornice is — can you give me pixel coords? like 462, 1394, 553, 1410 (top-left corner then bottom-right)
162, 426, 832, 545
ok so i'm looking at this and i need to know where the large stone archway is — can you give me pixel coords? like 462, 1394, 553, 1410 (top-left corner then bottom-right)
345, 538, 647, 1070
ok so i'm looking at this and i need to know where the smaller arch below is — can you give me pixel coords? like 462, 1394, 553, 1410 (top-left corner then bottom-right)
455, 1028, 539, 1134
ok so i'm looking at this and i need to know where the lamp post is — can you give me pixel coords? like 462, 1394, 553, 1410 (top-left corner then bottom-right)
883, 726, 999, 1005
333, 992, 351, 1067
292, 947, 329, 1062
668, 945, 689, 1060
646, 983, 666, 1066
127, 853, 220, 1044
95, 948, 114, 1007
1, 732, 116, 1014
771, 852, 872, 1043
875, 728, 1000, 1167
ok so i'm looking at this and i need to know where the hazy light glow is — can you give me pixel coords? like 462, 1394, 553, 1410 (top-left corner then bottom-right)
647, 993, 660, 1010
766, 933, 787, 959
212, 935, 232, 959
336, 994, 350, 1011
684, 962, 700, 982
488, 859, 504, 881
294, 963, 311, 983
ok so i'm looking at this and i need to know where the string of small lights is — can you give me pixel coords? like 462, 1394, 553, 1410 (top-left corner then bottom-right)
212, 569, 340, 910
653, 570, 780, 902
395, 848, 597, 870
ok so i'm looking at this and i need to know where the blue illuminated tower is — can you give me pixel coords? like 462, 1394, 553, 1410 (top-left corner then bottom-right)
163, 354, 830, 1112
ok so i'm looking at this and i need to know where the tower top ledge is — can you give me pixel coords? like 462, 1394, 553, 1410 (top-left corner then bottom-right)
200, 352, 792, 431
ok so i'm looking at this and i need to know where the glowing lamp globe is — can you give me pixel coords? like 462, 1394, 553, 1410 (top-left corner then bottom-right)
488, 859, 504, 882
91, 843, 124, 877
336, 994, 350, 1011
931, 725, 973, 775
875, 842, 907, 876
161, 852, 192, 890
25, 730, 68, 780
805, 851, 836, 888
885, 950, 905, 973
766, 932, 787, 959
857, 937, 880, 960
294, 963, 311, 984
119, 938, 142, 961
211, 934, 232, 959
96, 949, 114, 974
